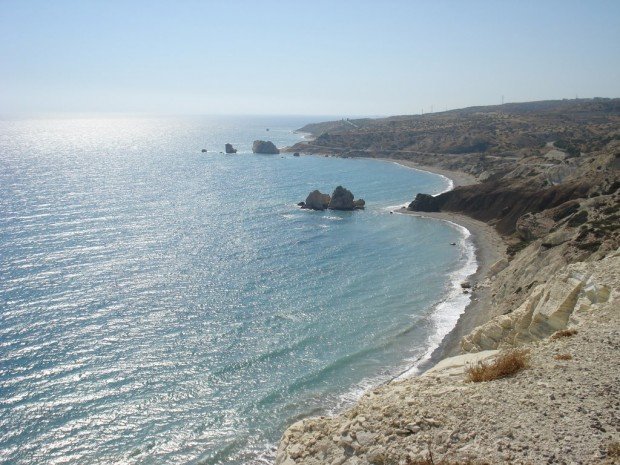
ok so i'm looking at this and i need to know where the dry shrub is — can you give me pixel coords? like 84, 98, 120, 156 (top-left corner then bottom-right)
466, 349, 530, 382
554, 353, 573, 360
550, 328, 578, 340
607, 440, 620, 458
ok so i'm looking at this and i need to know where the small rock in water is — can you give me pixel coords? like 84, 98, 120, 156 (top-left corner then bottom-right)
201, 149, 207, 153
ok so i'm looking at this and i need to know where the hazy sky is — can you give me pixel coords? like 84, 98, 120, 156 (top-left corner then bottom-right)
1, 0, 619, 116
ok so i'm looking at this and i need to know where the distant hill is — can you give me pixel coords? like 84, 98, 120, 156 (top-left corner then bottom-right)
291, 98, 620, 157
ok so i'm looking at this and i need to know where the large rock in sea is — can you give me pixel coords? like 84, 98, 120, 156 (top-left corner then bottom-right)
407, 193, 440, 212
302, 190, 331, 210
252, 140, 279, 154
225, 143, 237, 154
328, 186, 355, 210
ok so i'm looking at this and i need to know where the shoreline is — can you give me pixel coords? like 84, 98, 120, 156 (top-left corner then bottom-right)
397, 209, 506, 366
384, 156, 507, 366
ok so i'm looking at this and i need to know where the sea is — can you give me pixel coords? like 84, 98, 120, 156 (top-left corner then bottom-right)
0, 116, 475, 464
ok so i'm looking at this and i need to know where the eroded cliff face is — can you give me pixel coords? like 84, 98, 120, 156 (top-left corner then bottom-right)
461, 193, 619, 352
409, 152, 619, 235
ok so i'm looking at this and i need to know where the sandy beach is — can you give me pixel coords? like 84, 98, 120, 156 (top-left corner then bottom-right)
388, 159, 479, 188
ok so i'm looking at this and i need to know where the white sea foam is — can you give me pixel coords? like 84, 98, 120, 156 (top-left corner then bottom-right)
397, 219, 476, 378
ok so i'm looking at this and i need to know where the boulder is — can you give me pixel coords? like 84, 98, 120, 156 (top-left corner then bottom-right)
201, 149, 207, 153
303, 190, 331, 210
293, 152, 300, 157
328, 186, 355, 210
353, 199, 366, 209
252, 140, 279, 154
407, 193, 440, 212
225, 143, 237, 154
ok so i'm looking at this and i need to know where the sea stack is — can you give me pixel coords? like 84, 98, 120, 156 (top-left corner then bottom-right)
252, 140, 279, 154
300, 186, 365, 211
225, 143, 237, 154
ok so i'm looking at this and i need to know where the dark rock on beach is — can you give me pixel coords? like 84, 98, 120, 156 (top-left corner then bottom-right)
252, 140, 279, 154
407, 193, 440, 212
225, 143, 237, 154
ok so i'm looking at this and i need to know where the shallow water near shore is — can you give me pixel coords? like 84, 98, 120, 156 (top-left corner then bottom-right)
0, 116, 473, 464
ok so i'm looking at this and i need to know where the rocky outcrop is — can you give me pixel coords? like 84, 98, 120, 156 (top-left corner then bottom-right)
461, 256, 616, 351
252, 140, 279, 154
225, 143, 237, 154
301, 190, 331, 210
328, 186, 355, 210
407, 193, 440, 212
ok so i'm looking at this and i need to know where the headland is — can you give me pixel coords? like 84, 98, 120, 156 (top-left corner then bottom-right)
276, 98, 620, 464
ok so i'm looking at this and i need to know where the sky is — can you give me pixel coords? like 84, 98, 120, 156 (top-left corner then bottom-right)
1, 0, 619, 116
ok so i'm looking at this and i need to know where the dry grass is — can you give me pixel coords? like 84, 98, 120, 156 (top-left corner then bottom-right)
550, 328, 578, 340
466, 349, 530, 382
554, 353, 573, 360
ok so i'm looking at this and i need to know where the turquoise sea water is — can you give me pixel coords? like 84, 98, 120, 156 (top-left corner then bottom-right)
0, 116, 474, 464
